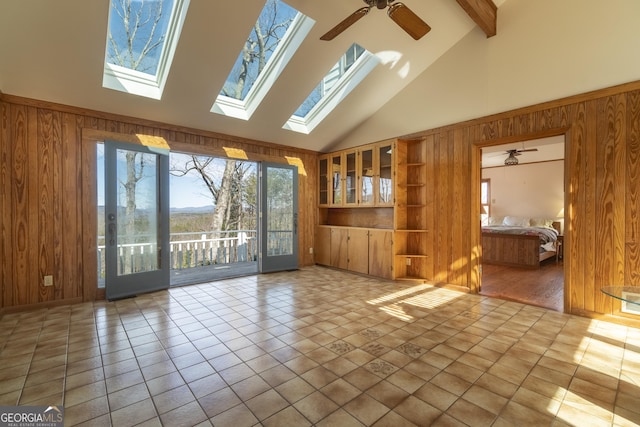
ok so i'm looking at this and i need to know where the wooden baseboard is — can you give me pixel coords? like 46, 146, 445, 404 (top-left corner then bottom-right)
1, 297, 84, 315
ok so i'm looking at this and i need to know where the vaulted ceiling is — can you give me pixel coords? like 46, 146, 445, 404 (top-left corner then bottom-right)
0, 0, 500, 153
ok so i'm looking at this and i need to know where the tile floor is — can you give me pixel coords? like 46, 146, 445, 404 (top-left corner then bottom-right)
1, 266, 639, 426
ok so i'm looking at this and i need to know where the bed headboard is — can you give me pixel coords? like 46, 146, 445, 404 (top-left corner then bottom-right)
552, 221, 562, 234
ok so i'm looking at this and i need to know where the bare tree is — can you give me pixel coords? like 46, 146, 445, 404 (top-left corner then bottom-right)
107, 0, 165, 260
221, 0, 294, 99
107, 0, 165, 73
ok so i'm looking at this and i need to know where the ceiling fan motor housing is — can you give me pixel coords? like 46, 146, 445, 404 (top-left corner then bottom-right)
366, 0, 394, 9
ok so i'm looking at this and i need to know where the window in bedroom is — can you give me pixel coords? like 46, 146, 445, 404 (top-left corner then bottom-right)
283, 43, 379, 134
481, 178, 490, 225
103, 0, 190, 100
211, 0, 314, 120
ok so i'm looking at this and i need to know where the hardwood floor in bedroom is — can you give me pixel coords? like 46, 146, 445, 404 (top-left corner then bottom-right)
480, 259, 564, 312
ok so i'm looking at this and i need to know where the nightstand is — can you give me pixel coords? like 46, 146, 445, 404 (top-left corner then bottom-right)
556, 235, 564, 263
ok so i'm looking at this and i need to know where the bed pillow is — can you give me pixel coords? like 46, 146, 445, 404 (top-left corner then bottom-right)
503, 216, 530, 227
530, 218, 554, 228
488, 216, 503, 226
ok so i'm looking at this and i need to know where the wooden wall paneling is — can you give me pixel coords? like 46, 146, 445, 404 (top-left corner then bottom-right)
26, 106, 39, 304
51, 111, 63, 300
593, 96, 619, 314
424, 136, 435, 281
583, 100, 599, 313
451, 128, 468, 286
626, 91, 640, 285
37, 108, 54, 302
64, 113, 84, 300
12, 104, 28, 306
569, 101, 594, 313
626, 90, 640, 246
613, 94, 628, 307
0, 101, 9, 310
435, 132, 449, 284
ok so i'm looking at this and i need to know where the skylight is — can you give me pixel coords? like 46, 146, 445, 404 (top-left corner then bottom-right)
211, 0, 314, 121
103, 0, 190, 100
283, 43, 379, 134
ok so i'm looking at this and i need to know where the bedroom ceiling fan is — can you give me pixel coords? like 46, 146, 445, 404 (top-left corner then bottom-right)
503, 148, 538, 166
320, 0, 431, 41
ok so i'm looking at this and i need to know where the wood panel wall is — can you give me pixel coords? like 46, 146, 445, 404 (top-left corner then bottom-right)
402, 80, 640, 321
0, 94, 318, 311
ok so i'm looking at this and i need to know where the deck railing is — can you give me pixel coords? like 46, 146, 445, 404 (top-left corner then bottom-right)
97, 230, 258, 278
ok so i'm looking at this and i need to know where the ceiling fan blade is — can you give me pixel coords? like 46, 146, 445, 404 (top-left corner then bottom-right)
518, 148, 539, 153
387, 2, 431, 40
320, 7, 370, 41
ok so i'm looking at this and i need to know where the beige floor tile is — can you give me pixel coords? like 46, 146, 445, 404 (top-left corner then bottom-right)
245, 388, 290, 421
294, 390, 339, 424
0, 266, 638, 426
159, 400, 208, 427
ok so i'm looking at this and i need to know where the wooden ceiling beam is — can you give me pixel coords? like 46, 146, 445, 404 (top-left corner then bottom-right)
455, 0, 497, 37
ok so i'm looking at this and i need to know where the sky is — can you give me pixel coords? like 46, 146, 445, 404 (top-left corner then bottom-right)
97, 146, 215, 209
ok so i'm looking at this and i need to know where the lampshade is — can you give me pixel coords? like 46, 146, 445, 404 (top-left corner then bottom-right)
504, 152, 519, 166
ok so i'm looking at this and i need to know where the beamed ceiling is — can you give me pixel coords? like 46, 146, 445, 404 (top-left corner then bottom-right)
0, 0, 499, 153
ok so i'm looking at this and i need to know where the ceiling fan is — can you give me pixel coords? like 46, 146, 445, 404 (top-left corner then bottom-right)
320, 0, 431, 41
503, 148, 538, 166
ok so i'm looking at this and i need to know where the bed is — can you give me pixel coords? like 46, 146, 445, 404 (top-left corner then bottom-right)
482, 216, 561, 269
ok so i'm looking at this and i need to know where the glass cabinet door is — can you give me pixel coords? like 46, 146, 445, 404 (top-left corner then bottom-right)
360, 147, 374, 205
377, 144, 393, 205
345, 151, 357, 205
319, 157, 328, 206
331, 154, 342, 205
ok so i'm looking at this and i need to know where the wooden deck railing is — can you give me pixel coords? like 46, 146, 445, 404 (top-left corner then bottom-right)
97, 230, 258, 278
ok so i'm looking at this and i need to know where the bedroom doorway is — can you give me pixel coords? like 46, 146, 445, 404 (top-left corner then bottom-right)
479, 135, 565, 311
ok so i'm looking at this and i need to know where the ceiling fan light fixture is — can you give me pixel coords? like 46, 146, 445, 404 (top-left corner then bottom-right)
504, 152, 519, 166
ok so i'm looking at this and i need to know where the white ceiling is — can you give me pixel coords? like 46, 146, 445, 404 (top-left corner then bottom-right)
481, 135, 565, 168
0, 0, 503, 153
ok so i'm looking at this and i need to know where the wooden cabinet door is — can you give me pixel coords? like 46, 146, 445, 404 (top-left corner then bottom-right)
369, 229, 393, 279
348, 228, 369, 274
330, 228, 349, 270
315, 227, 331, 266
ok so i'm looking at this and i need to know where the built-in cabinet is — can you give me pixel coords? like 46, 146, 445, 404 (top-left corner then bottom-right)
316, 226, 393, 279
318, 140, 394, 208
317, 138, 429, 282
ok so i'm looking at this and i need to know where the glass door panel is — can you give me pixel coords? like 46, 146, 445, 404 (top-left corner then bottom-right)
378, 144, 393, 205
360, 147, 374, 205
331, 154, 342, 205
104, 141, 169, 300
345, 151, 357, 205
319, 157, 328, 206
260, 163, 298, 272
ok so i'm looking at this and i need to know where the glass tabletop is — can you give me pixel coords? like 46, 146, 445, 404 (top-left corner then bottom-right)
601, 286, 640, 306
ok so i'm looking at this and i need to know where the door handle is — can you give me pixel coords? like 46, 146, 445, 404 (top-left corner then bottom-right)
108, 215, 116, 246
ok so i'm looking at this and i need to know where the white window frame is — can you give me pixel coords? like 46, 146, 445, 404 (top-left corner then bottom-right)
211, 12, 315, 121
283, 50, 379, 135
102, 0, 190, 100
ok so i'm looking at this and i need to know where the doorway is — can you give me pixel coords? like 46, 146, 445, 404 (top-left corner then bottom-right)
479, 136, 565, 311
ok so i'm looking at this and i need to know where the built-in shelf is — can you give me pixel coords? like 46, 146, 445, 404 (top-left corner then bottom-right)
394, 138, 429, 282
